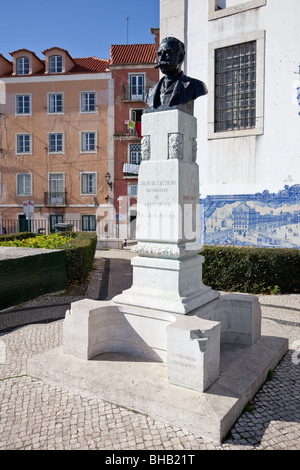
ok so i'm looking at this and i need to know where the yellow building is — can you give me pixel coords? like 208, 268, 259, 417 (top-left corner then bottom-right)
0, 47, 114, 234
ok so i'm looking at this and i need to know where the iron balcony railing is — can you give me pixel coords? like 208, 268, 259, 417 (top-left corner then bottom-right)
122, 86, 150, 102
44, 191, 67, 206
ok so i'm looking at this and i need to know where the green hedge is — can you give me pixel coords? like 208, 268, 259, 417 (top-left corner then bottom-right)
0, 232, 36, 242
202, 245, 300, 294
0, 231, 97, 287
63, 232, 97, 285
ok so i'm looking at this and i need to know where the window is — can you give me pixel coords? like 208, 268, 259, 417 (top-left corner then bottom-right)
49, 55, 62, 73
129, 144, 142, 165
17, 174, 32, 195
130, 109, 143, 123
81, 172, 97, 195
129, 184, 138, 197
17, 174, 31, 195
48, 93, 63, 113
214, 41, 256, 132
81, 132, 96, 152
130, 74, 145, 100
49, 133, 64, 153
16, 134, 31, 154
80, 92, 96, 113
216, 0, 226, 8
50, 214, 64, 233
48, 173, 65, 204
82, 215, 96, 231
209, 0, 266, 20
16, 94, 31, 115
16, 57, 30, 75
208, 31, 265, 138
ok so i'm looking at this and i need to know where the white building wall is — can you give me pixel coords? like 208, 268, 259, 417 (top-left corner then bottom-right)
161, 0, 300, 195
160, 0, 300, 249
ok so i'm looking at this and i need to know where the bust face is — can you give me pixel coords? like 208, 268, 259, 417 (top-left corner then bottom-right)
157, 39, 182, 77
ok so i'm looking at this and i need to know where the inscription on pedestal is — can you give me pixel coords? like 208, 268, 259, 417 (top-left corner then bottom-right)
171, 353, 197, 370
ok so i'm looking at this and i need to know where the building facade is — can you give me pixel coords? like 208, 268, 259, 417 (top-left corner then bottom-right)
160, 0, 300, 248
0, 47, 113, 235
109, 30, 159, 240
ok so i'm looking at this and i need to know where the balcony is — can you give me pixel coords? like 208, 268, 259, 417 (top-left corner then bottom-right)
44, 191, 67, 207
122, 86, 150, 102
114, 120, 142, 140
123, 162, 140, 177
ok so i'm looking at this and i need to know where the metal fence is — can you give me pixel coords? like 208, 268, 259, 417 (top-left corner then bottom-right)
0, 219, 116, 237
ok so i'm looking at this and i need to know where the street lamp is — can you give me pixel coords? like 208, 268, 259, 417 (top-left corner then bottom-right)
105, 172, 112, 189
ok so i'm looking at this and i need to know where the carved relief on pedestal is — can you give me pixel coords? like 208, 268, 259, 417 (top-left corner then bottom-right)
168, 132, 183, 160
141, 135, 151, 160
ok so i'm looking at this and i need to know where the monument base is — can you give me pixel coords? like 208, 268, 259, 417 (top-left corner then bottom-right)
113, 253, 219, 314
27, 334, 288, 443
26, 103, 289, 443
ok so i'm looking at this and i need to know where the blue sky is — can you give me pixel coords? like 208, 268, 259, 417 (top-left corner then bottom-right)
0, 0, 159, 60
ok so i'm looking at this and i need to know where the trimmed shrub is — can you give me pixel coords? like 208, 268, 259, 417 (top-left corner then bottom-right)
64, 232, 97, 285
202, 245, 300, 294
0, 232, 36, 243
0, 231, 97, 287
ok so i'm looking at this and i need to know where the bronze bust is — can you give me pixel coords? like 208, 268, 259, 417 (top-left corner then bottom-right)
144, 37, 208, 114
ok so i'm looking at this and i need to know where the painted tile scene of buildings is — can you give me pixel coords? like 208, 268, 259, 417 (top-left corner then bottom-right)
201, 185, 300, 249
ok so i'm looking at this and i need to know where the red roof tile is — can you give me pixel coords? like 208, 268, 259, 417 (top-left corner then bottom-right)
9, 48, 44, 64
110, 43, 157, 65
0, 54, 12, 64
0, 56, 109, 77
71, 57, 109, 74
42, 46, 72, 55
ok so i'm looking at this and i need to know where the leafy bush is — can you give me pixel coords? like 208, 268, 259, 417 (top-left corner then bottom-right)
202, 245, 300, 294
0, 233, 73, 249
0, 231, 97, 286
64, 232, 97, 285
0, 232, 36, 243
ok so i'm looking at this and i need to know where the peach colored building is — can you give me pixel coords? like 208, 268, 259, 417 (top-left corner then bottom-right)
0, 47, 114, 235
109, 30, 159, 239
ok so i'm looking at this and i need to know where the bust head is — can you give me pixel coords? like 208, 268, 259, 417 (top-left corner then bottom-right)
156, 37, 185, 78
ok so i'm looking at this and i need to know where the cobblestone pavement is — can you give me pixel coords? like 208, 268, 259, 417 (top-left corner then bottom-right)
0, 249, 299, 450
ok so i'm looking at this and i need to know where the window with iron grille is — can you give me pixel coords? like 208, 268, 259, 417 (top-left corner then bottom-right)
129, 144, 142, 165
214, 41, 256, 132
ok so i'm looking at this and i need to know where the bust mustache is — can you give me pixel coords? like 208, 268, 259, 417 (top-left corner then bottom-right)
144, 37, 208, 114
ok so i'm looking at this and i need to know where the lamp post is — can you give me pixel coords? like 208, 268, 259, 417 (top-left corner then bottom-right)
105, 172, 112, 189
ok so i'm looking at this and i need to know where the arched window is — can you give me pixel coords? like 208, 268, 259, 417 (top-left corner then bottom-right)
49, 55, 63, 73
16, 57, 30, 75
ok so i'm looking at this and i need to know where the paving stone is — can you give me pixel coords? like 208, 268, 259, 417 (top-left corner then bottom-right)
0, 249, 300, 450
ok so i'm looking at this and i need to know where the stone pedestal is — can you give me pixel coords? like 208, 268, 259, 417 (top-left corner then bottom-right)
114, 109, 219, 314
27, 108, 288, 443
61, 109, 264, 394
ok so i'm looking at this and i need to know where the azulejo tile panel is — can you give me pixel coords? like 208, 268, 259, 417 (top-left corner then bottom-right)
200, 184, 300, 248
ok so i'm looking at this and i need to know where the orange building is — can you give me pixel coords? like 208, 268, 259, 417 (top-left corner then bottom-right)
109, 29, 159, 240
0, 47, 113, 235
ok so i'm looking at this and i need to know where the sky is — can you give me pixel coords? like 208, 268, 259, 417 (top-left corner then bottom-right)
0, 0, 160, 60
